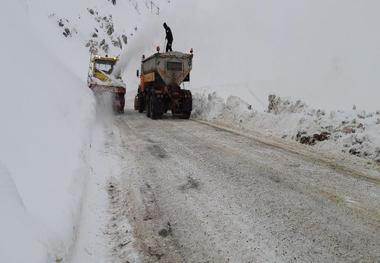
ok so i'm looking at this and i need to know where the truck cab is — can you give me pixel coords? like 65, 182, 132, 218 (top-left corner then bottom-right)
88, 55, 126, 113
90, 56, 119, 82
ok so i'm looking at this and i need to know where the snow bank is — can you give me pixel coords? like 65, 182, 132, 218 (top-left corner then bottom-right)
0, 164, 46, 262
0, 0, 95, 261
193, 92, 380, 163
0, 0, 174, 261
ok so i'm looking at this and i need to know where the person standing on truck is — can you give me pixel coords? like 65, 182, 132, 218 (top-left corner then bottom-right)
163, 22, 173, 52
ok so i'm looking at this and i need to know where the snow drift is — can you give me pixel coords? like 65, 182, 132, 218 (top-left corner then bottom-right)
193, 92, 380, 163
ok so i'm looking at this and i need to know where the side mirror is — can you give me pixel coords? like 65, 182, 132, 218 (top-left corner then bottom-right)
136, 70, 140, 77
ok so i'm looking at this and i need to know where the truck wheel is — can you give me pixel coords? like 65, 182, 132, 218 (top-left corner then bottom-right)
113, 94, 125, 114
134, 96, 139, 111
119, 95, 125, 113
150, 98, 157, 120
138, 94, 145, 113
150, 95, 159, 120
150, 94, 162, 120
146, 94, 151, 118
117, 107, 124, 114
180, 111, 191, 119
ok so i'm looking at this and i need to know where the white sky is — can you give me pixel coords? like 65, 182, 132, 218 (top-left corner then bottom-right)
157, 0, 380, 111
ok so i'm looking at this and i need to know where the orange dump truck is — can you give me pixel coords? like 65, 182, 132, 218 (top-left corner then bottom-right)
134, 49, 194, 119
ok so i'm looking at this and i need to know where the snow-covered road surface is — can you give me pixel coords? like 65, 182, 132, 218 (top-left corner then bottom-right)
83, 109, 380, 262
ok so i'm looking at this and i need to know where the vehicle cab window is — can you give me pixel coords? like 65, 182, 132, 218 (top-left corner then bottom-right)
95, 61, 113, 74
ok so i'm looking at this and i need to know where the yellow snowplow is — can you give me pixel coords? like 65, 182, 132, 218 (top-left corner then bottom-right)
87, 55, 126, 113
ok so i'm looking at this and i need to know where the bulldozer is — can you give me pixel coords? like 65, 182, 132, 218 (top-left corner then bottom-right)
134, 48, 194, 119
87, 55, 126, 113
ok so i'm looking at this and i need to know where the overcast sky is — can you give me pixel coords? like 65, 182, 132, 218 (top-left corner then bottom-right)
158, 0, 380, 111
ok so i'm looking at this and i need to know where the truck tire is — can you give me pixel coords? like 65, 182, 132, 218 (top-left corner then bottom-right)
119, 95, 125, 114
180, 111, 191, 119
146, 94, 151, 118
150, 97, 157, 120
150, 94, 162, 120
113, 94, 125, 114
134, 96, 139, 111
138, 94, 145, 113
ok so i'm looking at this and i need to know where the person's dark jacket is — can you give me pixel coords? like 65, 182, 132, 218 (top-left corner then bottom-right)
165, 26, 173, 42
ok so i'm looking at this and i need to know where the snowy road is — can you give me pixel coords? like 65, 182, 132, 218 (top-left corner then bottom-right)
84, 109, 380, 263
